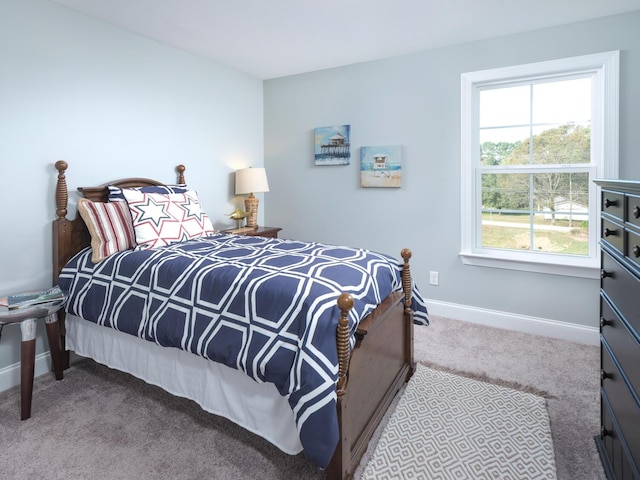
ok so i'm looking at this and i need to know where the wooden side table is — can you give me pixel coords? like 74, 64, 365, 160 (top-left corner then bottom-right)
0, 300, 65, 420
223, 226, 282, 238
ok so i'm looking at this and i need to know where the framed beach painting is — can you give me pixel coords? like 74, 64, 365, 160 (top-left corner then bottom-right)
360, 145, 402, 188
314, 125, 351, 165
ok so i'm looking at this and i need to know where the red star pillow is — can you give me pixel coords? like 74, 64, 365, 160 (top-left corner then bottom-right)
122, 189, 215, 250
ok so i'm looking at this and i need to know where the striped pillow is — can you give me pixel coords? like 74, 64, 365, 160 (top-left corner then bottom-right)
77, 198, 136, 263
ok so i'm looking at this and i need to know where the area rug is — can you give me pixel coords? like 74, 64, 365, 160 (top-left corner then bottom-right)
360, 364, 557, 479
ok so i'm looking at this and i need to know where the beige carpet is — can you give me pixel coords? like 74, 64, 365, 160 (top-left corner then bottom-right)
361, 364, 556, 479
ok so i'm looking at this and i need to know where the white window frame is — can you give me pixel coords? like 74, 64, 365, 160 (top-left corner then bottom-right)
460, 51, 619, 279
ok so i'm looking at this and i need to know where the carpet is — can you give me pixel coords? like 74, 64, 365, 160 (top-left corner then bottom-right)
360, 364, 557, 480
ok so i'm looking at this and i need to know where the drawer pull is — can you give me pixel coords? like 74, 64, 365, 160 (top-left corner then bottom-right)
601, 426, 611, 438
600, 369, 610, 380
600, 269, 612, 279
633, 245, 640, 258
634, 205, 640, 219
600, 317, 612, 328
604, 227, 617, 237
604, 198, 618, 208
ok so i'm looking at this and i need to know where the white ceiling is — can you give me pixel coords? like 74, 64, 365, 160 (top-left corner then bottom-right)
52, 0, 640, 79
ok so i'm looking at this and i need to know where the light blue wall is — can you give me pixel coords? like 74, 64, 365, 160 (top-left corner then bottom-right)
0, 0, 263, 370
264, 11, 640, 329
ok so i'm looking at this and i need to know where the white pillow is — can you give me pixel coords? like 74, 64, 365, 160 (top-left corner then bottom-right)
122, 189, 215, 250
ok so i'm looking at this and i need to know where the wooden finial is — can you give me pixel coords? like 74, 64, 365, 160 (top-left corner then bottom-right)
176, 164, 186, 184
337, 292, 354, 313
55, 160, 69, 220
336, 293, 354, 397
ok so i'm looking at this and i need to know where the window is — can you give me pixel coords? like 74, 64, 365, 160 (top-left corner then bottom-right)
460, 52, 619, 278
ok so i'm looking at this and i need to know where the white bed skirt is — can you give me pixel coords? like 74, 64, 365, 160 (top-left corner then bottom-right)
65, 314, 303, 454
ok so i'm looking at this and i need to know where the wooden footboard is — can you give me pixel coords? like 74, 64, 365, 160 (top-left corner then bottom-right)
52, 161, 415, 480
327, 250, 415, 479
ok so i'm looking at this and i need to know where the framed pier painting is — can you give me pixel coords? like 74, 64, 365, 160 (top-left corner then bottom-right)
314, 125, 351, 165
360, 145, 402, 188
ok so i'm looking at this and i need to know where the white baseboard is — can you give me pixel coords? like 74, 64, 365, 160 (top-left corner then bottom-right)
0, 352, 54, 394
426, 299, 599, 346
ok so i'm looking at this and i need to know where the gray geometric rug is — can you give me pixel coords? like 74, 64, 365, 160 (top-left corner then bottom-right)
361, 364, 557, 479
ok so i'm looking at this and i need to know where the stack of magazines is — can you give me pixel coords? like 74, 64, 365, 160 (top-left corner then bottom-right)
0, 286, 65, 310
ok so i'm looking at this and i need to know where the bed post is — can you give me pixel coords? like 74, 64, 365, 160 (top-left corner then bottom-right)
401, 248, 415, 372
330, 293, 354, 480
336, 293, 354, 397
177, 164, 186, 184
55, 161, 68, 220
52, 160, 71, 369
52, 160, 70, 286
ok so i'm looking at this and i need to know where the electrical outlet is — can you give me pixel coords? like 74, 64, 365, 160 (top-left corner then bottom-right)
429, 271, 439, 286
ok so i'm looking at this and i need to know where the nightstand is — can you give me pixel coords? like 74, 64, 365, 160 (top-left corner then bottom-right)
223, 226, 282, 238
0, 299, 65, 420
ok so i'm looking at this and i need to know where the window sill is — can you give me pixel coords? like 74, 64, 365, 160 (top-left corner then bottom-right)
459, 252, 600, 279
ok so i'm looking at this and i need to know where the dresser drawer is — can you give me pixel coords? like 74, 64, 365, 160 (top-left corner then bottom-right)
600, 393, 640, 480
601, 344, 640, 471
603, 190, 624, 222
626, 229, 640, 272
626, 194, 640, 229
603, 218, 624, 255
602, 251, 640, 339
601, 295, 640, 400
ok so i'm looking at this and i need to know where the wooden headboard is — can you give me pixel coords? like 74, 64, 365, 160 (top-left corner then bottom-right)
52, 161, 186, 284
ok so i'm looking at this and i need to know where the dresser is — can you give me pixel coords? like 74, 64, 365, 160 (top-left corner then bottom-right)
594, 179, 640, 480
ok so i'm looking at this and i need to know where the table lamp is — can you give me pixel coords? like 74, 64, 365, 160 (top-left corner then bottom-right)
235, 167, 269, 228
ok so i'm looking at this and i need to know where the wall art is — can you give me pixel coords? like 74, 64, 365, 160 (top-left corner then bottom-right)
360, 145, 402, 188
314, 125, 351, 165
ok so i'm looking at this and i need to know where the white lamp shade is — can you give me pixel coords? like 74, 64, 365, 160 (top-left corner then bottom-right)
235, 167, 270, 195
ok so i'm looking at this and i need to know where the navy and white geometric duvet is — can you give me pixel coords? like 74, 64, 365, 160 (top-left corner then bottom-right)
58, 233, 429, 468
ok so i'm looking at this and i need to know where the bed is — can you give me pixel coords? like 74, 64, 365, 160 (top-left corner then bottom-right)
51, 160, 429, 479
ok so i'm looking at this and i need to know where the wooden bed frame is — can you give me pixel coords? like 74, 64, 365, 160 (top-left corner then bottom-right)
51, 160, 416, 480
